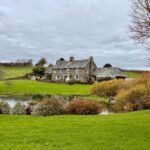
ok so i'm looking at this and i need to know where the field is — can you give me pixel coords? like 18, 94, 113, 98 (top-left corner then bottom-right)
124, 71, 143, 78
0, 66, 145, 80
0, 66, 32, 80
0, 110, 149, 150
0, 80, 91, 96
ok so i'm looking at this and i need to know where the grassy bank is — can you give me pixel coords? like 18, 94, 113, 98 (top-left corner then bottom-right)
0, 110, 149, 150
0, 66, 32, 80
0, 80, 91, 96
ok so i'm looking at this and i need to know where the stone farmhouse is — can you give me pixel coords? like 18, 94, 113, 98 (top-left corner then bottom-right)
45, 56, 127, 82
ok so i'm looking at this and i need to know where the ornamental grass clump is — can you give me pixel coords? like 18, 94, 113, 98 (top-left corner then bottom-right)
90, 79, 125, 97
0, 101, 10, 114
65, 99, 102, 115
32, 99, 64, 116
113, 84, 149, 112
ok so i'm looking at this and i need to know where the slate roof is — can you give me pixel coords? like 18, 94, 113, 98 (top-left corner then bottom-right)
93, 67, 127, 78
53, 59, 90, 69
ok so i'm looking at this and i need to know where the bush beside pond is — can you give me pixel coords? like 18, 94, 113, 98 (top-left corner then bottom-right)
65, 99, 102, 115
12, 103, 26, 115
114, 84, 150, 112
0, 101, 10, 114
90, 75, 150, 112
32, 99, 64, 116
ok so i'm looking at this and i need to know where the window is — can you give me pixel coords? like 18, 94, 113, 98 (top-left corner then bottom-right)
75, 75, 79, 80
86, 70, 89, 74
56, 75, 60, 80
67, 69, 70, 73
60, 70, 62, 73
64, 75, 67, 80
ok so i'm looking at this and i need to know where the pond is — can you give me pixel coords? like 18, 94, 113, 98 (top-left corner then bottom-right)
0, 98, 28, 108
0, 94, 82, 108
0, 95, 112, 115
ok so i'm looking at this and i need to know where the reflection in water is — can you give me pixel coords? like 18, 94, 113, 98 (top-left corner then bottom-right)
0, 95, 79, 108
0, 98, 27, 108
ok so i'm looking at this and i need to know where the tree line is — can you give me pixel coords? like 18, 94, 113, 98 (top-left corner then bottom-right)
0, 59, 33, 67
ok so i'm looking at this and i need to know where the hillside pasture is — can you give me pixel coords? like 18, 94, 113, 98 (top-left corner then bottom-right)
0, 66, 32, 80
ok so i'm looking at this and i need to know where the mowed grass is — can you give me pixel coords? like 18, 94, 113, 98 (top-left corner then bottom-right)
0, 66, 32, 79
0, 80, 91, 95
0, 110, 149, 150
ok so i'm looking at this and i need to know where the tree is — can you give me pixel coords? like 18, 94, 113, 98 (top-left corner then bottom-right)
35, 57, 47, 66
32, 66, 46, 78
103, 63, 112, 68
48, 64, 54, 67
130, 0, 150, 46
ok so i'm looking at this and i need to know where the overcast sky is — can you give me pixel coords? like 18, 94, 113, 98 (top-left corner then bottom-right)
0, 0, 149, 69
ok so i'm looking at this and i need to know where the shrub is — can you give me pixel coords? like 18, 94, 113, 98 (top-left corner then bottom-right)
90, 79, 125, 97
113, 84, 149, 112
140, 95, 150, 109
12, 103, 26, 115
65, 99, 102, 115
32, 94, 44, 100
32, 99, 64, 116
0, 101, 10, 114
28, 100, 39, 106
32, 66, 46, 78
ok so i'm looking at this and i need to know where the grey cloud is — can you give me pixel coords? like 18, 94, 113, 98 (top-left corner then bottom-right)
0, 0, 149, 69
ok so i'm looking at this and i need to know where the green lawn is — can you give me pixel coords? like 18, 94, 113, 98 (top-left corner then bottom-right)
0, 80, 91, 96
124, 71, 142, 78
0, 110, 149, 150
0, 66, 32, 80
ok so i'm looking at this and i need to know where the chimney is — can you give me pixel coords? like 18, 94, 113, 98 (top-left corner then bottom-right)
56, 58, 65, 64
89, 56, 93, 61
70, 56, 74, 61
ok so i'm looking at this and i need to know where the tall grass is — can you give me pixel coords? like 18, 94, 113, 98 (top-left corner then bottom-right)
90, 79, 125, 97
90, 74, 150, 112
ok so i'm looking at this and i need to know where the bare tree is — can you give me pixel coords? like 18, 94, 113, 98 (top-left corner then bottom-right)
130, 0, 150, 47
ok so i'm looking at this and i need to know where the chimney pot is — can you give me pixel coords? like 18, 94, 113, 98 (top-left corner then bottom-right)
70, 56, 74, 61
